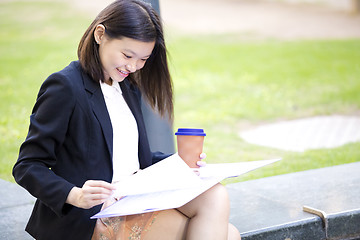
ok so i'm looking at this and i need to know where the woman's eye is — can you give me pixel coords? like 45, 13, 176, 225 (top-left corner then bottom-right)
123, 53, 132, 59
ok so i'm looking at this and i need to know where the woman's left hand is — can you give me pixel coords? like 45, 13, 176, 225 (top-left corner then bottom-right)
196, 152, 207, 167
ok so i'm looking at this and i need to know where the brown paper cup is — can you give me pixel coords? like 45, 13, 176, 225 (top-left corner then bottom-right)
175, 128, 206, 168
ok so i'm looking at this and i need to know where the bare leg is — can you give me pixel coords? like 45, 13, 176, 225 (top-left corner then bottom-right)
144, 183, 241, 240
177, 183, 232, 240
144, 209, 189, 240
228, 223, 242, 240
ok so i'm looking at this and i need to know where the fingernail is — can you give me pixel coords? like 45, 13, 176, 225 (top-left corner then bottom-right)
197, 161, 206, 167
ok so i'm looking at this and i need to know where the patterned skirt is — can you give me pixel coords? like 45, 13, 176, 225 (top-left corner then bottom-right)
91, 212, 158, 240
91, 198, 158, 240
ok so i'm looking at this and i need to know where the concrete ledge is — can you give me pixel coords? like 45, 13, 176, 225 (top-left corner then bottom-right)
236, 210, 360, 240
327, 209, 360, 239
227, 162, 360, 240
1, 204, 34, 240
240, 218, 325, 240
2, 162, 360, 239
0, 179, 34, 240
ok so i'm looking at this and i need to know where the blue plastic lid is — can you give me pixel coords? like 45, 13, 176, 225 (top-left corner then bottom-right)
175, 128, 206, 136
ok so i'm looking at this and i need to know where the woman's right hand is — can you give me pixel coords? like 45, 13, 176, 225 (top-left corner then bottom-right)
66, 180, 116, 209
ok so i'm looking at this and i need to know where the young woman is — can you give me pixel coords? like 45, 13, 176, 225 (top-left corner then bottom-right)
13, 1, 241, 239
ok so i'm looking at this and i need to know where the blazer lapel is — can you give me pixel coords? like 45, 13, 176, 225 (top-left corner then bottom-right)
119, 80, 142, 123
119, 80, 153, 169
82, 72, 113, 158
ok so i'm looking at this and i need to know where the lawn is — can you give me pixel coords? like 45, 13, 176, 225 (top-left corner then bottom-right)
168, 36, 360, 183
1, 1, 359, 182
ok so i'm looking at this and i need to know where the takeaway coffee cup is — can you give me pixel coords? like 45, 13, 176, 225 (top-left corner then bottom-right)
175, 128, 206, 168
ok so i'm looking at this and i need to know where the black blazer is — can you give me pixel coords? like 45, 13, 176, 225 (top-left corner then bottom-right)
13, 61, 169, 240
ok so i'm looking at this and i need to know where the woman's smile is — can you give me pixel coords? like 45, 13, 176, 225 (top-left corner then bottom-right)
117, 68, 129, 78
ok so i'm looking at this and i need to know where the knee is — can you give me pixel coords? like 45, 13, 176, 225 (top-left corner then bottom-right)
228, 223, 241, 240
210, 183, 230, 203
204, 183, 230, 213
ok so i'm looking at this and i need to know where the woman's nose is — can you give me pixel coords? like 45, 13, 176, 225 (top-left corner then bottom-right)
126, 62, 137, 73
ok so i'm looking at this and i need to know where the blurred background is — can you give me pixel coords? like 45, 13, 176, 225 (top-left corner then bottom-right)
1, 0, 359, 183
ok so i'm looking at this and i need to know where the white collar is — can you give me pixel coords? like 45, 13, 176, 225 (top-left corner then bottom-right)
100, 80, 122, 97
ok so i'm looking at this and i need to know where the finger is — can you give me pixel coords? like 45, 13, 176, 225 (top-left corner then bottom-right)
83, 186, 114, 197
78, 193, 109, 209
113, 195, 124, 201
192, 169, 200, 176
196, 161, 206, 167
199, 153, 207, 159
81, 192, 113, 208
88, 193, 113, 201
85, 180, 117, 190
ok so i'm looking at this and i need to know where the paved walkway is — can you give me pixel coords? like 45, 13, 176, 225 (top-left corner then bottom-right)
160, 0, 360, 39
0, 179, 34, 239
240, 115, 360, 152
66, 0, 360, 40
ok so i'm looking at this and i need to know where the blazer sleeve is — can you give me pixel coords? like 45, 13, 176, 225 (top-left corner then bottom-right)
13, 72, 76, 217
151, 152, 172, 164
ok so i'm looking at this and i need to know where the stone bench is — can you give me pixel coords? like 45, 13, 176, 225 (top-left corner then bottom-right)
0, 178, 34, 239
228, 161, 360, 240
2, 162, 360, 239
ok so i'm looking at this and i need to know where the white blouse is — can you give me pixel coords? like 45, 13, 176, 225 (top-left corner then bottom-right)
100, 81, 140, 183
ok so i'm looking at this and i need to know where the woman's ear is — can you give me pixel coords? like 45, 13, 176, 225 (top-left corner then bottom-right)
94, 24, 106, 44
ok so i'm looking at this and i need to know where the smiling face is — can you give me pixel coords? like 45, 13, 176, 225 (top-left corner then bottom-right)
94, 24, 155, 85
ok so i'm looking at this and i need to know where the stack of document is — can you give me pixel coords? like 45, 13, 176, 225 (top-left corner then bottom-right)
91, 154, 280, 219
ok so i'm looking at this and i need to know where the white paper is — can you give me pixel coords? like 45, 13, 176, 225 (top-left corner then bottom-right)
91, 155, 281, 219
111, 154, 203, 197
92, 182, 217, 218
195, 158, 282, 179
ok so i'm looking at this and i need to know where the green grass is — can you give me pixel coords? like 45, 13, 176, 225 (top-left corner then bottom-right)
168, 36, 360, 183
0, 1, 91, 181
1, 1, 359, 182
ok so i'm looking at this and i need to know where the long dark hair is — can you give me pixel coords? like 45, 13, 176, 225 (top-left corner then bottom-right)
78, 0, 173, 118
